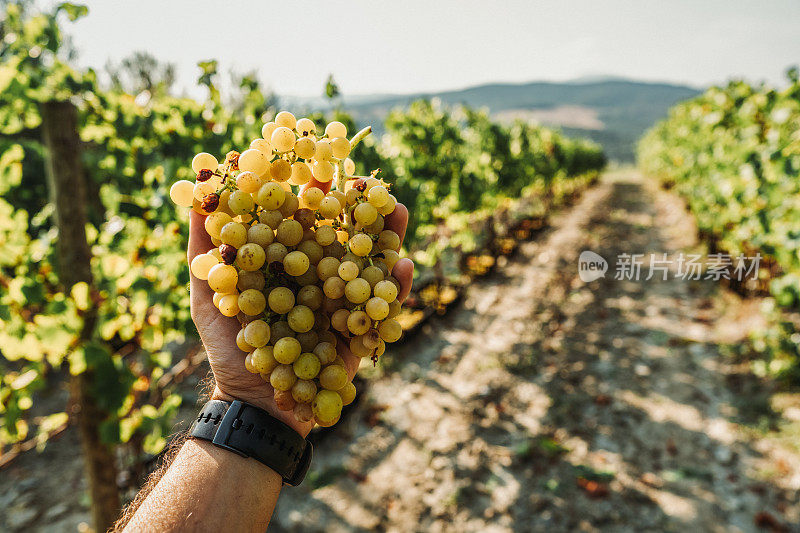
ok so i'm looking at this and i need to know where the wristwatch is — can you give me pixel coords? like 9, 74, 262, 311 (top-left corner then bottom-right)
189, 399, 313, 486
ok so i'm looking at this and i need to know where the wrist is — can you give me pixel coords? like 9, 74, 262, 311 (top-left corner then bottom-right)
210, 386, 313, 437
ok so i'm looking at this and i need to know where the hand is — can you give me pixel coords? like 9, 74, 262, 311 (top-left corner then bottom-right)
187, 177, 414, 437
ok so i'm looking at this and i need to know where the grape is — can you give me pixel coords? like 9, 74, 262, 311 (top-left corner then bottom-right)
251, 346, 278, 374
315, 225, 337, 246
314, 310, 330, 331
348, 233, 373, 256
387, 298, 402, 319
288, 305, 314, 333
270, 159, 292, 182
220, 222, 247, 248
236, 243, 266, 271
270, 364, 297, 391
365, 297, 390, 320
363, 215, 384, 235
207, 264, 238, 293
377, 230, 401, 251
244, 352, 256, 373
325, 121, 347, 139
274, 390, 297, 411
191, 253, 218, 280
343, 157, 356, 175
218, 294, 239, 317
247, 223, 274, 248
297, 285, 323, 310
337, 382, 356, 406
345, 278, 371, 304
250, 138, 272, 156
268, 287, 295, 314
341, 252, 363, 268
275, 111, 296, 129
296, 330, 319, 353
367, 185, 389, 207
380, 249, 400, 271
379, 318, 402, 342
236, 329, 254, 352
261, 121, 278, 141
243, 319, 270, 347
238, 148, 269, 176
293, 352, 321, 380
265, 242, 289, 264
310, 343, 335, 366
271, 126, 296, 152
362, 329, 381, 349
297, 240, 323, 265
283, 251, 310, 276
338, 261, 359, 281
301, 187, 324, 209
314, 140, 333, 161
312, 390, 343, 423
238, 289, 267, 316
212, 292, 225, 308
274, 337, 301, 364
361, 265, 384, 288
323, 276, 345, 299
354, 202, 378, 225
256, 182, 286, 210
276, 219, 303, 246
347, 310, 371, 335
378, 195, 397, 216
236, 171, 262, 194
330, 137, 351, 159
376, 339, 386, 356
317, 256, 341, 280
192, 152, 218, 173
293, 208, 316, 230
270, 321, 294, 342
374, 280, 398, 302
289, 161, 312, 185
349, 335, 372, 358
346, 188, 361, 206
170, 180, 195, 207
193, 181, 216, 202
294, 402, 314, 423
330, 308, 349, 332
295, 117, 316, 137
259, 209, 284, 229
364, 177, 380, 191
294, 137, 316, 159
318, 196, 342, 219
323, 240, 346, 259
292, 379, 317, 403
294, 268, 319, 287
319, 364, 348, 391
309, 160, 332, 183
279, 192, 299, 217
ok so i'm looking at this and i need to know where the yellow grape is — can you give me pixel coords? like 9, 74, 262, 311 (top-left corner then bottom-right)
261, 121, 278, 141
259, 209, 284, 229
236, 243, 266, 271
207, 264, 238, 293
319, 364, 347, 391
293, 353, 321, 380
301, 187, 324, 209
349, 233, 372, 256
212, 292, 225, 308
337, 382, 356, 406
274, 337, 301, 364
379, 318, 403, 342
220, 222, 247, 248
279, 192, 299, 217
192, 152, 218, 173
284, 250, 310, 276
315, 225, 337, 247
292, 380, 317, 403
205, 212, 233, 240
347, 310, 371, 335
190, 253, 219, 280
268, 286, 295, 314
312, 390, 343, 423
236, 171, 262, 194
295, 117, 316, 137
170, 180, 195, 207
317, 256, 341, 280
312, 160, 334, 183
367, 185, 389, 207
318, 196, 342, 219
250, 138, 272, 156
238, 148, 269, 176
270, 365, 297, 391
343, 157, 356, 175
314, 140, 333, 161
287, 305, 315, 333
256, 182, 286, 210
297, 240, 323, 265
323, 276, 345, 299
294, 402, 314, 423
238, 289, 267, 315
354, 202, 378, 225
338, 261, 359, 281
365, 297, 390, 320
271, 126, 296, 152
238, 330, 254, 353
218, 294, 239, 317
270, 159, 292, 182
275, 111, 296, 129
247, 223, 274, 248
349, 335, 372, 358
294, 137, 316, 159
193, 181, 215, 201
243, 319, 271, 347
380, 250, 400, 272
330, 137, 351, 159
374, 280, 398, 302
345, 278, 371, 304
361, 265, 384, 288
324, 121, 347, 139
276, 219, 303, 247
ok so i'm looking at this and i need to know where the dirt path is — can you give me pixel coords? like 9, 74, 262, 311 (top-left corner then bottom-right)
2, 171, 798, 532
271, 171, 799, 532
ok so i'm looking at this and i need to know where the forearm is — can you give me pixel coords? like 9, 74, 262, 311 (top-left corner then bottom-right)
123, 438, 282, 532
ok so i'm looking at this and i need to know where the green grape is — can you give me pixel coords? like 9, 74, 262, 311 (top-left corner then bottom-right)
297, 285, 323, 310
315, 225, 337, 247
265, 242, 289, 264
244, 319, 270, 347
374, 280, 398, 302
268, 287, 295, 314
367, 185, 389, 207
191, 253, 219, 280
379, 319, 403, 343
251, 346, 278, 374
347, 310, 371, 335
348, 234, 373, 257
274, 337, 301, 364
287, 305, 314, 333
325, 121, 347, 139
220, 222, 247, 248
207, 264, 238, 293
317, 257, 341, 280
297, 240, 323, 265
330, 309, 350, 333
354, 202, 378, 226
292, 379, 317, 404
318, 196, 342, 219
238, 289, 267, 316
271, 126, 296, 152
247, 223, 274, 248
312, 390, 343, 423
276, 219, 303, 246
330, 137, 351, 159
378, 230, 401, 251
361, 265, 384, 288
319, 364, 348, 391
345, 278, 371, 304
338, 261, 360, 281
259, 209, 284, 229
238, 148, 269, 176
236, 243, 266, 272
270, 364, 297, 391
283, 251, 310, 276
289, 161, 312, 185
236, 328, 254, 352
365, 297, 390, 320
257, 182, 286, 210
337, 382, 357, 406
293, 352, 321, 380
296, 330, 319, 352
323, 276, 346, 299
236, 171, 263, 194
270, 159, 292, 182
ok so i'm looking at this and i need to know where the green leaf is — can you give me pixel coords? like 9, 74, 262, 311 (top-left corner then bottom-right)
57, 3, 89, 21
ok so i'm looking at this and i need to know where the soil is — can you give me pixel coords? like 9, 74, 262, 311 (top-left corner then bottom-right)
2, 171, 798, 532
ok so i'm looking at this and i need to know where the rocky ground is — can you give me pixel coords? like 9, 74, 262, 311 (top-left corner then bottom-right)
2, 171, 799, 532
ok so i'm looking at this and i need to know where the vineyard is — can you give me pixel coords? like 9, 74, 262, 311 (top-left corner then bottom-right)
2, 2, 800, 532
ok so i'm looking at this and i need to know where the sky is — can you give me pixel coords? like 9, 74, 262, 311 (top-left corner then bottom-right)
48, 0, 800, 98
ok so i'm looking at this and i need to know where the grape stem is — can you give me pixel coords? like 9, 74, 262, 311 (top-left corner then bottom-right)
336, 126, 373, 236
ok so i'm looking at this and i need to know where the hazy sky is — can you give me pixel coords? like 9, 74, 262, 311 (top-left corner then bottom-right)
51, 0, 800, 98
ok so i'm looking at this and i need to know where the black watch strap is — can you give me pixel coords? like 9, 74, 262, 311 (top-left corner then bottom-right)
189, 399, 312, 486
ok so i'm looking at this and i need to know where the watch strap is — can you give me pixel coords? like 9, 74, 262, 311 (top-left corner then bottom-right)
189, 399, 312, 486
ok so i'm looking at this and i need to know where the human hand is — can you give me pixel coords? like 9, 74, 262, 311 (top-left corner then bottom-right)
188, 177, 413, 437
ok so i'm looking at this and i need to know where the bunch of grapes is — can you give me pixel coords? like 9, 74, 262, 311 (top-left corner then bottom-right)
169, 112, 405, 427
